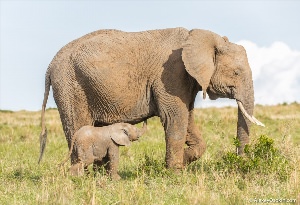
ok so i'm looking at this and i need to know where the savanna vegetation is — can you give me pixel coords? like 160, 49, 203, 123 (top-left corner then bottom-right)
0, 103, 299, 204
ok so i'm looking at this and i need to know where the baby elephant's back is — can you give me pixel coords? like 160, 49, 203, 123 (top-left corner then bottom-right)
75, 126, 109, 148
75, 126, 95, 141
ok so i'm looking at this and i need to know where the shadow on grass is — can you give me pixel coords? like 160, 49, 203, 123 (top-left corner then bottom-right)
8, 167, 42, 184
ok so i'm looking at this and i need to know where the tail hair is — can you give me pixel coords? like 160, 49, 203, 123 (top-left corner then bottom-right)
38, 128, 47, 164
38, 69, 51, 164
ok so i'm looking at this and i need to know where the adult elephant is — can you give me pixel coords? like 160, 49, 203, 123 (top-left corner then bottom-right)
39, 28, 264, 169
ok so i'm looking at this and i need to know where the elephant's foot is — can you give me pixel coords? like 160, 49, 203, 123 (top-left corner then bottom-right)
165, 138, 185, 170
183, 141, 206, 165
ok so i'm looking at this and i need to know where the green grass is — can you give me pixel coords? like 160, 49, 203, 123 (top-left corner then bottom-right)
0, 104, 299, 204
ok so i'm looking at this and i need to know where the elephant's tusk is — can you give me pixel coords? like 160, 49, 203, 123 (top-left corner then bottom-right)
237, 101, 265, 127
252, 116, 265, 127
236, 100, 255, 123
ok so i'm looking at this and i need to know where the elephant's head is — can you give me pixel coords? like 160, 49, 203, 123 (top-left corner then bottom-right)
110, 122, 147, 146
182, 29, 264, 154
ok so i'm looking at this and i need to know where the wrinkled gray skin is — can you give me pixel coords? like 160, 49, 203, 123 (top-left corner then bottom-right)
60, 122, 146, 180
39, 28, 263, 170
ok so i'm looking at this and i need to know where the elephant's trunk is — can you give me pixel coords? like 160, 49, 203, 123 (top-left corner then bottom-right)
236, 82, 264, 155
236, 101, 252, 155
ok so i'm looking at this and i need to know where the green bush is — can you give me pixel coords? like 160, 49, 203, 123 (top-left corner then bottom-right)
212, 135, 291, 181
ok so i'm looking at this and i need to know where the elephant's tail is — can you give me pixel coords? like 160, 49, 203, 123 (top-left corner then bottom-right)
38, 70, 51, 164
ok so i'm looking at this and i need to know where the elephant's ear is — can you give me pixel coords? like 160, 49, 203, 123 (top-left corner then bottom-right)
182, 29, 226, 99
110, 127, 131, 146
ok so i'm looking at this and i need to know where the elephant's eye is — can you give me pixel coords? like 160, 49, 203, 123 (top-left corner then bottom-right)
234, 70, 240, 76
122, 129, 129, 136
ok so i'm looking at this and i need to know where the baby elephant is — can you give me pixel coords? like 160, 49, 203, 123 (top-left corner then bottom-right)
60, 121, 147, 180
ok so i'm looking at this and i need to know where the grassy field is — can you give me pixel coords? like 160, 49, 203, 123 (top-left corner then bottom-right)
0, 104, 299, 204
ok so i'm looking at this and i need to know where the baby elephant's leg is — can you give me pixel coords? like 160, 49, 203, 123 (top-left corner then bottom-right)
75, 146, 95, 176
82, 151, 96, 175
107, 144, 121, 180
70, 163, 84, 176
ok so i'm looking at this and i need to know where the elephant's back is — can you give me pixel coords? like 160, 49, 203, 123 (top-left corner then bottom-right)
48, 29, 123, 66
48, 28, 188, 68
67, 27, 189, 75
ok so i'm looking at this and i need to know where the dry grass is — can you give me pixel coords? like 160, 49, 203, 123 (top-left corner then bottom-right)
0, 104, 299, 204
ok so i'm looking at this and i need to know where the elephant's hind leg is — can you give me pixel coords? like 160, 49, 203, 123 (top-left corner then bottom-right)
183, 110, 206, 165
54, 88, 93, 164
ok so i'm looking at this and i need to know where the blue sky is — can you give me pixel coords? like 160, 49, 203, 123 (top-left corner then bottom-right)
1, 0, 300, 111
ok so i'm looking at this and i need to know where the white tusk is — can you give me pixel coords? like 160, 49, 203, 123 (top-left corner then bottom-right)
237, 100, 257, 124
237, 101, 265, 127
252, 116, 265, 127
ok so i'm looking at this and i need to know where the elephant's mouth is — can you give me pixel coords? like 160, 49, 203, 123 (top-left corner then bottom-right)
237, 100, 265, 127
207, 91, 219, 100
207, 87, 234, 100
206, 87, 222, 100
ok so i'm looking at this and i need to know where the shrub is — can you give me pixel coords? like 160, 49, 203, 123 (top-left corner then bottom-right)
212, 135, 292, 181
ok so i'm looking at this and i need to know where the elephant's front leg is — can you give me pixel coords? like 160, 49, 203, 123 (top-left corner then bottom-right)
165, 133, 186, 170
107, 144, 121, 180
164, 114, 189, 170
183, 109, 206, 165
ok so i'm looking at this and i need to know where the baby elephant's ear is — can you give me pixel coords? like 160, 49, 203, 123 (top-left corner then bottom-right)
111, 128, 131, 146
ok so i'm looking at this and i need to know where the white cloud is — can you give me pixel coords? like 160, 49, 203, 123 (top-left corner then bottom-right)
195, 41, 300, 108
239, 40, 300, 105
